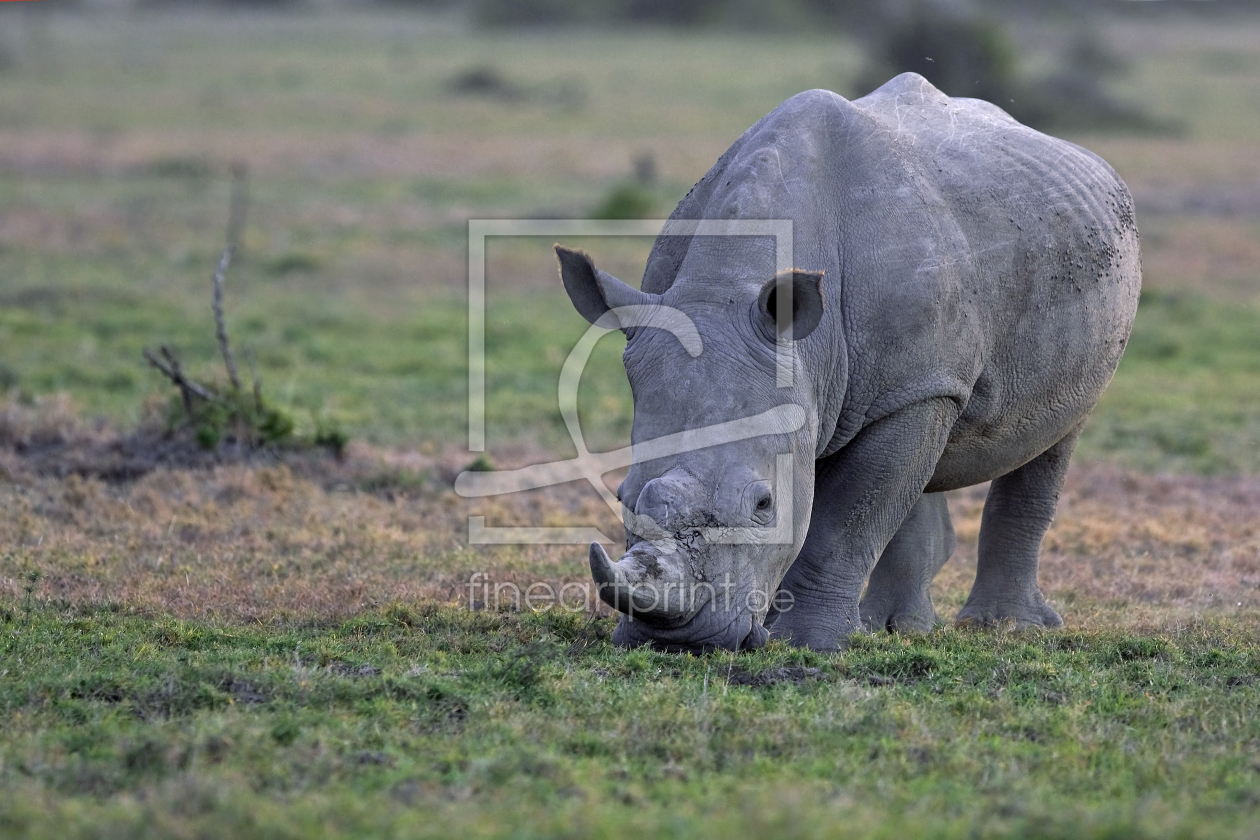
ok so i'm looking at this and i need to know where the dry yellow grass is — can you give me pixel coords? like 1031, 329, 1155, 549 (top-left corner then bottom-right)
0, 394, 624, 624
3, 398, 1256, 633
937, 466, 1260, 630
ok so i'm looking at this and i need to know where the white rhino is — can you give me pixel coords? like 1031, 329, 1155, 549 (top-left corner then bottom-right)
557, 73, 1141, 651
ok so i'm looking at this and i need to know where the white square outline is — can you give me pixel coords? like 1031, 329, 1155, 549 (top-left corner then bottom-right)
466, 218, 795, 545
468, 218, 794, 452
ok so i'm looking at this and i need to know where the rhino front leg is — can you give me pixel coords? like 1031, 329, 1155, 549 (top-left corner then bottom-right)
769, 399, 959, 650
956, 429, 1080, 629
859, 492, 955, 633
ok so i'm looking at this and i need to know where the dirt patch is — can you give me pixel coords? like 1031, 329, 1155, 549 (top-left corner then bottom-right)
0, 393, 335, 482
5, 428, 270, 482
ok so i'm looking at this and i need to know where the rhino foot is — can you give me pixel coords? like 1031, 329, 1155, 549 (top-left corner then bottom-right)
955, 591, 1062, 630
860, 492, 953, 634
859, 594, 939, 634
766, 610, 864, 651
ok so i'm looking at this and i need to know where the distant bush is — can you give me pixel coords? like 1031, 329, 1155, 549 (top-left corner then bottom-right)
472, 0, 594, 26
471, 0, 888, 30
372, 0, 463, 7
1014, 69, 1178, 134
262, 251, 322, 277
372, 0, 1260, 24
591, 182, 656, 220
138, 0, 305, 7
139, 156, 217, 180
0, 364, 18, 392
444, 65, 526, 100
622, 0, 720, 26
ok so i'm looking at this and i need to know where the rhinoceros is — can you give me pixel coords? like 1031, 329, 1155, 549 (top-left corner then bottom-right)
556, 73, 1140, 652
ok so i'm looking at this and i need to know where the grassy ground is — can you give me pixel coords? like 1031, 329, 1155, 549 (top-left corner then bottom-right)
1, 443, 1258, 838
1, 603, 1257, 839
1, 7, 1260, 838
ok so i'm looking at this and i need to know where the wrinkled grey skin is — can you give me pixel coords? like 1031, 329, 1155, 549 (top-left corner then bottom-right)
557, 74, 1141, 652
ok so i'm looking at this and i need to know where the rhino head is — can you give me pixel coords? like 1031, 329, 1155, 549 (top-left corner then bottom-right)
556, 244, 825, 652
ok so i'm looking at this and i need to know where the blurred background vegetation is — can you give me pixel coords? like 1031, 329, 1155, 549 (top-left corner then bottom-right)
1, 0, 1258, 471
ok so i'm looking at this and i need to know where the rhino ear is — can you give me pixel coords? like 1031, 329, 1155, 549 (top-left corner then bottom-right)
757, 269, 825, 341
555, 244, 652, 327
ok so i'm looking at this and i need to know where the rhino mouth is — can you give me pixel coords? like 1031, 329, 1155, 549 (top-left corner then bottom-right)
589, 538, 776, 653
612, 607, 770, 654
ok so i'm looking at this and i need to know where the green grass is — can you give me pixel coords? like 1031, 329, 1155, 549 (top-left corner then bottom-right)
0, 267, 634, 452
1, 12, 1258, 467
1, 600, 1258, 839
1078, 291, 1260, 474
6, 251, 1260, 469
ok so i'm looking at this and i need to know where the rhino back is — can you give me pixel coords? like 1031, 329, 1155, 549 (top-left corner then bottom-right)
849, 75, 1140, 482
644, 75, 1140, 484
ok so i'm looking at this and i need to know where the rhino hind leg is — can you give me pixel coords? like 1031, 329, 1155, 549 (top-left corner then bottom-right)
859, 492, 955, 633
956, 430, 1080, 629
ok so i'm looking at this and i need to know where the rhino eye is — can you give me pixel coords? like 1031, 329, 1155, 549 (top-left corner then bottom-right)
756, 491, 774, 512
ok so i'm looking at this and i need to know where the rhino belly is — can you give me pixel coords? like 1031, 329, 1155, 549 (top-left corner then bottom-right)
926, 406, 1086, 492
925, 327, 1128, 492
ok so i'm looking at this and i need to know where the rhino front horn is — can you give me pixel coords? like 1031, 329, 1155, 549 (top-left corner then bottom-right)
589, 542, 633, 613
589, 542, 692, 622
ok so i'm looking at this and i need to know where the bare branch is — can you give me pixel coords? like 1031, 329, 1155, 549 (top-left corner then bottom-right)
245, 348, 263, 413
143, 345, 219, 414
212, 161, 249, 393
211, 247, 241, 392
